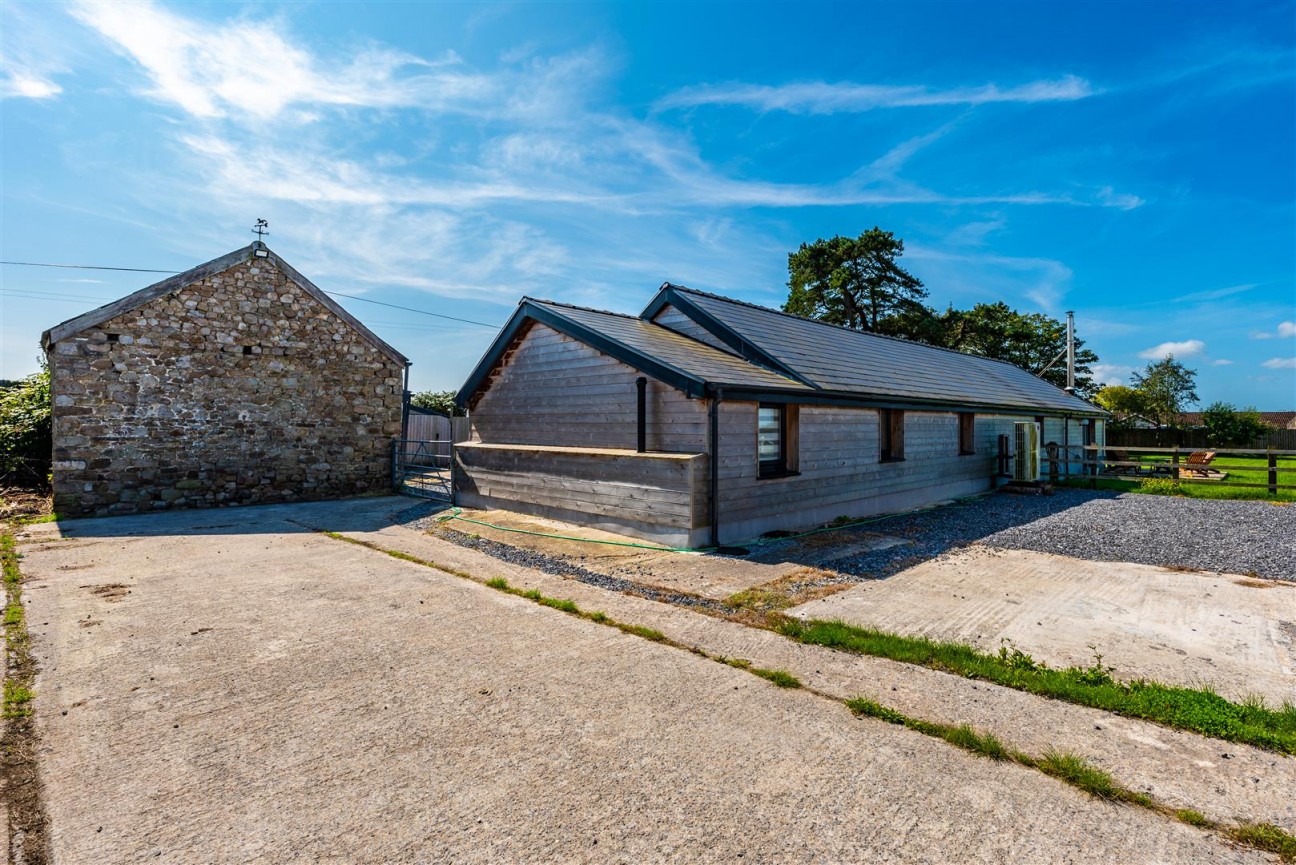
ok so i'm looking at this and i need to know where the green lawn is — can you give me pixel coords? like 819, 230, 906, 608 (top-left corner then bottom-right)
1064, 455, 1296, 502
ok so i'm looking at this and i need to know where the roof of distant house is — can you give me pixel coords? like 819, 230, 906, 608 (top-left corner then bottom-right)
1179, 410, 1296, 429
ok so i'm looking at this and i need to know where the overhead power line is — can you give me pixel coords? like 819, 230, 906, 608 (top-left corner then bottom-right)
0, 260, 500, 328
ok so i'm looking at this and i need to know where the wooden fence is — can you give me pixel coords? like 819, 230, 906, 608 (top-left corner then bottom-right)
404, 412, 472, 442
1107, 427, 1296, 450
1052, 445, 1296, 495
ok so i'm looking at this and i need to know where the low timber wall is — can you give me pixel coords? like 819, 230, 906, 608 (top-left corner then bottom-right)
454, 443, 709, 548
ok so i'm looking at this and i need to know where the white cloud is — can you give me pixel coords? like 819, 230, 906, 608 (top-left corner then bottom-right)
1138, 339, 1205, 360
0, 68, 62, 99
71, 0, 491, 121
655, 75, 1094, 114
1090, 363, 1136, 387
1280, 321, 1296, 337
1262, 357, 1296, 369
1211, 359, 1234, 366
1250, 330, 1274, 339
1094, 185, 1144, 211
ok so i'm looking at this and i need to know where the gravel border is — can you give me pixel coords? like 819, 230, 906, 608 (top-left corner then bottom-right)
753, 489, 1296, 583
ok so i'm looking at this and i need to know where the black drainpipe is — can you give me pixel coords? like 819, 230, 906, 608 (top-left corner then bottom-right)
708, 385, 723, 548
636, 377, 647, 453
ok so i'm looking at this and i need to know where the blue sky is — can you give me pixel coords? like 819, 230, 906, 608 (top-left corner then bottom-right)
2, 0, 1294, 406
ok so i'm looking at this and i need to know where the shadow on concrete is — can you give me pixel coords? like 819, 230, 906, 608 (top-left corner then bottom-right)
33, 495, 450, 540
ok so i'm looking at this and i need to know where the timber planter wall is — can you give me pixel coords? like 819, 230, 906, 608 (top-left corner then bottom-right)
454, 443, 709, 548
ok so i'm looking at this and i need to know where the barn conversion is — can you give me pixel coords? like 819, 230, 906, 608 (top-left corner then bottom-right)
42, 242, 408, 517
455, 284, 1106, 547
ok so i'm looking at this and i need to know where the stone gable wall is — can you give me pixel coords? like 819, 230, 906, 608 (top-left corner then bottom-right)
48, 254, 405, 517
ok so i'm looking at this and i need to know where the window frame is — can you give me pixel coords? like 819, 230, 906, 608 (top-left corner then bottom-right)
879, 408, 906, 462
757, 403, 798, 479
958, 412, 976, 456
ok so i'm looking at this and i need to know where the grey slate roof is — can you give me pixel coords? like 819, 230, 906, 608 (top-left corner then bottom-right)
41, 243, 408, 365
529, 300, 811, 391
650, 285, 1103, 416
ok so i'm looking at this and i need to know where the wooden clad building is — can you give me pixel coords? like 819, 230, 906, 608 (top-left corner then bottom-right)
455, 284, 1106, 547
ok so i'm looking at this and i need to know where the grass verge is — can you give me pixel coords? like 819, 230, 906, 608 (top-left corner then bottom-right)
1228, 823, 1296, 861
780, 618, 1296, 754
2, 526, 50, 862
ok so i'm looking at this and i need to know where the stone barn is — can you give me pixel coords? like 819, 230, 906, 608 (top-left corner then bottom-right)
42, 242, 409, 517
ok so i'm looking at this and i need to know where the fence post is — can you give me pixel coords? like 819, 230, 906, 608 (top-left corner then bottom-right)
391, 438, 400, 493
1172, 445, 1179, 481
1270, 448, 1278, 495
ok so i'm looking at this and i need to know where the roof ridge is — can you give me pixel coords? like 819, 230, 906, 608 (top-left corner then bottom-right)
525, 296, 641, 321
666, 282, 1092, 386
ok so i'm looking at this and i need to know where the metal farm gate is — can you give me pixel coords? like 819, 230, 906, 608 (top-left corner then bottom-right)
393, 439, 453, 501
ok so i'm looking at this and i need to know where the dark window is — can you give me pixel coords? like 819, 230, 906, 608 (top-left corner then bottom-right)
756, 407, 793, 479
959, 413, 976, 455
1084, 419, 1096, 446
880, 409, 905, 462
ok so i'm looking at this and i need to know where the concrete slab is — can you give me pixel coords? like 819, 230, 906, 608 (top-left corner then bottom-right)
17, 498, 1269, 863
789, 545, 1296, 704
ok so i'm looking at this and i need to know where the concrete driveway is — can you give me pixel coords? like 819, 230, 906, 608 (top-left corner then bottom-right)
17, 498, 1270, 863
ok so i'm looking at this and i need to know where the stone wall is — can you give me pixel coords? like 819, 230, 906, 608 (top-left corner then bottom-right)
48, 254, 404, 517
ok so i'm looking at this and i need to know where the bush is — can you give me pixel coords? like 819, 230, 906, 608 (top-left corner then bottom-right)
0, 367, 51, 488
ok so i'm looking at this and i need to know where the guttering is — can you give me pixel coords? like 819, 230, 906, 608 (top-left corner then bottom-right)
713, 385, 1108, 419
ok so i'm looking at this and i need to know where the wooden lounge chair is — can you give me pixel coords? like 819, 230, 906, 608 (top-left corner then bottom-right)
1102, 449, 1136, 476
1182, 450, 1217, 477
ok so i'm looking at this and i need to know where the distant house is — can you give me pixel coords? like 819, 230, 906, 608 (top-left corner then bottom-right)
455, 284, 1105, 547
1179, 411, 1296, 430
42, 242, 408, 517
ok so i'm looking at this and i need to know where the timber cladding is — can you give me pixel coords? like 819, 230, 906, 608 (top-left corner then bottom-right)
455, 442, 709, 547
47, 253, 405, 517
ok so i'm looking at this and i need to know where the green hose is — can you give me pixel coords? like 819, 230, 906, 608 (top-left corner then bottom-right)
431, 493, 981, 554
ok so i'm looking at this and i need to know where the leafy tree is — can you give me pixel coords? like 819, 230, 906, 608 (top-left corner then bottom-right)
782, 230, 1101, 397
784, 228, 927, 331
940, 302, 1099, 397
0, 363, 52, 487
1201, 401, 1273, 446
410, 390, 465, 416
1131, 356, 1198, 429
1094, 385, 1147, 429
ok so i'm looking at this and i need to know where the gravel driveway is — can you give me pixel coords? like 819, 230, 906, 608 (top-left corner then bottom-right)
16, 498, 1268, 864
756, 489, 1296, 582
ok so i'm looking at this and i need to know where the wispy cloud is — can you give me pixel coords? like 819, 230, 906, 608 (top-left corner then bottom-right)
1174, 282, 1255, 303
1262, 357, 1296, 370
655, 75, 1095, 114
71, 0, 491, 121
1211, 359, 1234, 366
0, 66, 62, 99
1251, 321, 1296, 339
1280, 321, 1296, 338
1138, 339, 1205, 360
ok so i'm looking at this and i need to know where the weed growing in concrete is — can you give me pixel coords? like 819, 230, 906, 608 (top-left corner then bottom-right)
485, 577, 509, 590
3, 680, 34, 719
1035, 750, 1153, 807
1228, 823, 1296, 861
780, 618, 1296, 754
750, 668, 801, 688
615, 623, 667, 642
1174, 809, 1214, 829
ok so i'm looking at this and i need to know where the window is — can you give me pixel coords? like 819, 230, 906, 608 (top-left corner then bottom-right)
880, 409, 905, 462
757, 404, 798, 478
959, 413, 976, 455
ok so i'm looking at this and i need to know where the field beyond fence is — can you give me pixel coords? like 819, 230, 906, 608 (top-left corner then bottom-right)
1055, 445, 1296, 503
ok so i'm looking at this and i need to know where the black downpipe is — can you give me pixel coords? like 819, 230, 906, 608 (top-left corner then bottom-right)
708, 386, 722, 548
636, 377, 647, 453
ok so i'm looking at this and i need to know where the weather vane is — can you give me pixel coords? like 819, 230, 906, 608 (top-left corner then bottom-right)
252, 219, 269, 241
